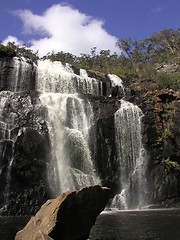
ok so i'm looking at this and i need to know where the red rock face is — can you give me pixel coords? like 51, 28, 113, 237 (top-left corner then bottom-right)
15, 185, 110, 240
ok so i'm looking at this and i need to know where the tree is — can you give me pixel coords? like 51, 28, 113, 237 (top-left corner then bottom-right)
116, 37, 133, 59
6, 42, 39, 62
0, 44, 16, 58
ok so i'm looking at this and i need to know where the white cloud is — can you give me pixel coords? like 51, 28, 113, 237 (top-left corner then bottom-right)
6, 4, 119, 56
2, 35, 23, 46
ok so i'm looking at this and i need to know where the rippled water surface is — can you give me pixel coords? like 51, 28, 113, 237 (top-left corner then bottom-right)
1, 209, 180, 240
89, 209, 180, 240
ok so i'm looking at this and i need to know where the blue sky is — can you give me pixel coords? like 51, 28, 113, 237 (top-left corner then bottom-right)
1, 0, 180, 56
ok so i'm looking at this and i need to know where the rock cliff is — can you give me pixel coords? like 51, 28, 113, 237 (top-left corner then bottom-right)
128, 79, 180, 206
0, 91, 51, 215
0, 56, 180, 214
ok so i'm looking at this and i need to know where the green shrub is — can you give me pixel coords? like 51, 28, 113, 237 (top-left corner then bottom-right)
154, 72, 180, 90
0, 44, 16, 58
153, 128, 171, 147
125, 71, 139, 79
155, 72, 171, 89
161, 157, 179, 172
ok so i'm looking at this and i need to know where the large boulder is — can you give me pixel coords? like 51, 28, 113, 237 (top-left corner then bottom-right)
15, 185, 110, 240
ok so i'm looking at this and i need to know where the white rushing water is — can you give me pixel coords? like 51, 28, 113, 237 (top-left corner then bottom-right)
37, 60, 103, 96
39, 92, 99, 195
112, 100, 147, 209
107, 74, 125, 96
7, 57, 36, 92
37, 60, 101, 195
0, 91, 17, 208
107, 74, 124, 89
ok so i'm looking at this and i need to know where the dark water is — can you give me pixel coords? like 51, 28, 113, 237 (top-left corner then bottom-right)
0, 215, 30, 240
89, 209, 180, 240
1, 209, 180, 240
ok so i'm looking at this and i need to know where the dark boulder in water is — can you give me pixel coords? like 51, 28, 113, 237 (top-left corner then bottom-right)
15, 185, 110, 240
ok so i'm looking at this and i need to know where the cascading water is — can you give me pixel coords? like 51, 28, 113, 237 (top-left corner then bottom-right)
37, 60, 103, 96
37, 60, 100, 195
0, 91, 17, 210
0, 56, 148, 214
0, 57, 102, 213
107, 74, 124, 91
39, 93, 99, 195
107, 74, 125, 97
3, 57, 37, 92
111, 100, 147, 209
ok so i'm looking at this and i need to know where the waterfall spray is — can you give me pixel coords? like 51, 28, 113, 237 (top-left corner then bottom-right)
39, 92, 99, 195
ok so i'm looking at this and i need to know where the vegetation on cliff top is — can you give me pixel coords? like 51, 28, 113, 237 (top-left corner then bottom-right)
0, 44, 16, 58
1, 28, 180, 90
43, 28, 180, 91
0, 42, 39, 62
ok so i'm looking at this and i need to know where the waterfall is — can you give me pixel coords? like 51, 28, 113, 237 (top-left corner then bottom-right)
39, 93, 99, 195
6, 57, 36, 92
37, 60, 103, 96
0, 57, 148, 214
37, 59, 101, 195
0, 58, 102, 213
112, 100, 147, 210
0, 91, 17, 210
107, 74, 124, 90
107, 74, 125, 97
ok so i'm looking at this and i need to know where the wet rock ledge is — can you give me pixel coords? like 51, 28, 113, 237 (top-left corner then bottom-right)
15, 185, 110, 240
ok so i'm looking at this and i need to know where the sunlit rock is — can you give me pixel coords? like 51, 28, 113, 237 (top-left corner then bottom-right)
15, 185, 110, 240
